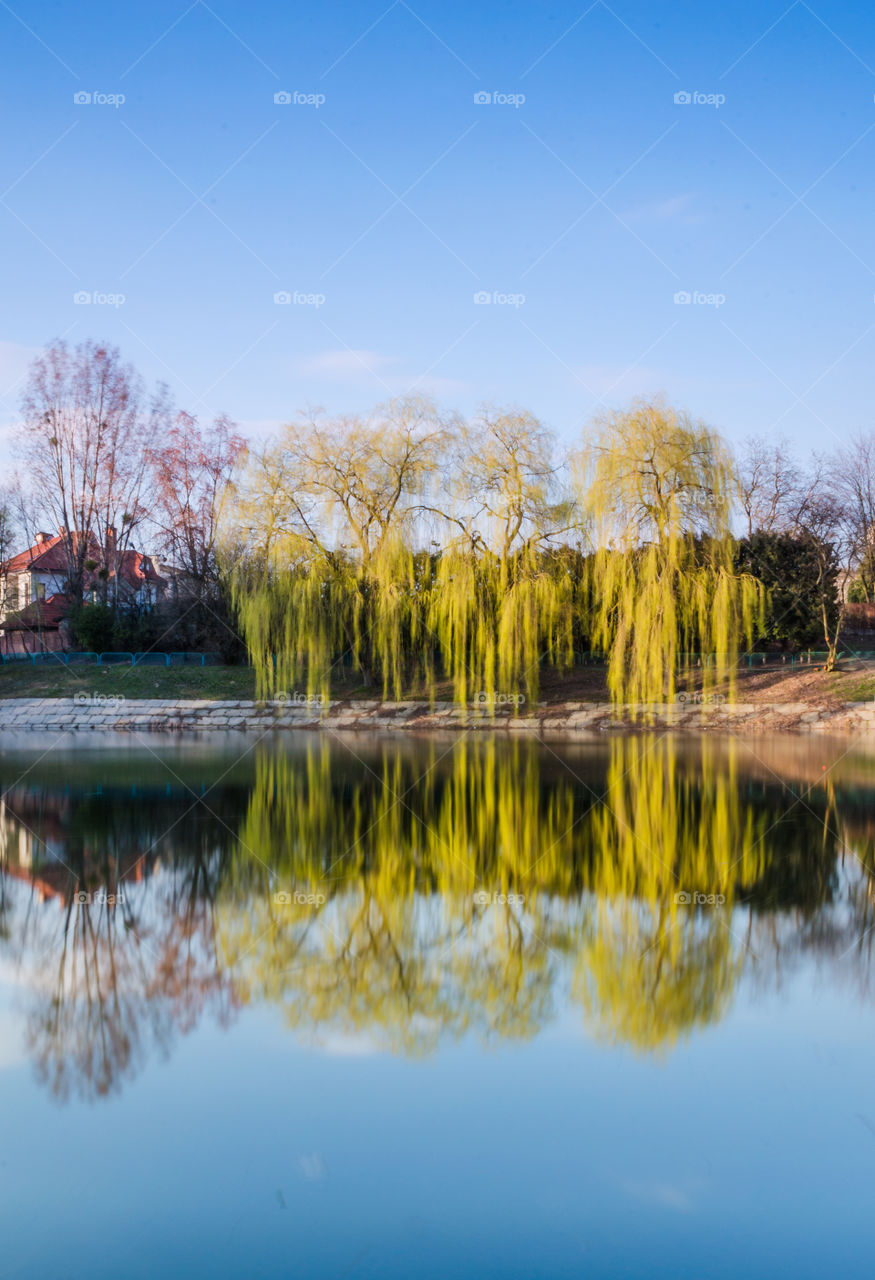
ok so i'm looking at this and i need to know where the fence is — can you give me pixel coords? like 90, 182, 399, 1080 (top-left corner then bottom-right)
5, 646, 875, 672
573, 649, 875, 667
0, 651, 223, 668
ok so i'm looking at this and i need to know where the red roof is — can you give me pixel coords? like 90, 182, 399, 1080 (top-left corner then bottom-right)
2, 533, 165, 589
117, 548, 165, 586
4, 533, 68, 575
1, 592, 70, 631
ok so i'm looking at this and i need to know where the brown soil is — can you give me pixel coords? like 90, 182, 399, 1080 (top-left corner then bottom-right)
534, 659, 875, 708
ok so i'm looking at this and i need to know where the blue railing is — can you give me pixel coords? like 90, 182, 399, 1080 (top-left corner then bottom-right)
573, 649, 875, 667
0, 650, 222, 667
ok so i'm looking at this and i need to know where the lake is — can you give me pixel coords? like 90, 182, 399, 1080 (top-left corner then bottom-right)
1, 729, 874, 1278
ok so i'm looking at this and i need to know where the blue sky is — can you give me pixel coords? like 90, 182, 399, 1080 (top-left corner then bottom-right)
1, 0, 875, 459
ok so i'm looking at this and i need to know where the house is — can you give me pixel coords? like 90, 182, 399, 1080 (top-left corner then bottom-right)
0, 530, 166, 655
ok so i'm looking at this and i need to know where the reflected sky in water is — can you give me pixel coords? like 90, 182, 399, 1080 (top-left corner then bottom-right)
1, 730, 874, 1278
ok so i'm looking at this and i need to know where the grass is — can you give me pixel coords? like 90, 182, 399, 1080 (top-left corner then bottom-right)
1, 656, 874, 705
0, 661, 258, 701
0, 661, 586, 704
832, 672, 875, 702
0, 662, 443, 702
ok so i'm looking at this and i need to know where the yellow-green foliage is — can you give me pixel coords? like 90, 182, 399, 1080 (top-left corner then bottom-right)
232, 395, 764, 706
233, 401, 578, 704
574, 736, 769, 1053
581, 399, 765, 706
428, 545, 574, 705
216, 735, 783, 1054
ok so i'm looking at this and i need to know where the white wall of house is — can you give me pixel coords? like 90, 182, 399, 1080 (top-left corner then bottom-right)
0, 570, 67, 623
0, 562, 165, 625
30, 571, 66, 599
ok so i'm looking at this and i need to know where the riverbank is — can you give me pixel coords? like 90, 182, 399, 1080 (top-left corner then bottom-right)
1, 694, 874, 734
1, 656, 875, 734
2, 656, 875, 706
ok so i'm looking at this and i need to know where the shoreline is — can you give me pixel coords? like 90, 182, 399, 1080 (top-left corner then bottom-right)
0, 696, 873, 735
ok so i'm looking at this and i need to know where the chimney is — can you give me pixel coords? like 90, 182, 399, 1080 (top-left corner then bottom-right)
35, 531, 51, 545
106, 525, 117, 549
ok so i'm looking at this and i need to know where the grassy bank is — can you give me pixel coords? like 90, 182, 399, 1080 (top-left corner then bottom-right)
1, 657, 874, 706
0, 662, 257, 701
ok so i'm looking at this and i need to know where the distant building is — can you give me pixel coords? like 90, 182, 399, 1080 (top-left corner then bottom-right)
0, 530, 166, 654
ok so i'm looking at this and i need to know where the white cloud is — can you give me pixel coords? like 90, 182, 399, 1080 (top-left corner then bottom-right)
621, 193, 702, 224
308, 1030, 386, 1057
232, 417, 286, 441
0, 339, 42, 402
0, 1001, 26, 1069
294, 349, 466, 399
296, 349, 398, 380
622, 1178, 698, 1212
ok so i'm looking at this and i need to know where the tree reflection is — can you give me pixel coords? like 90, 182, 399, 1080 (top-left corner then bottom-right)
217, 741, 581, 1050
0, 733, 872, 1099
217, 735, 846, 1056
0, 784, 240, 1102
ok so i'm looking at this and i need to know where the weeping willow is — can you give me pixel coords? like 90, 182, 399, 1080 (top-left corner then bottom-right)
232, 396, 767, 706
233, 524, 578, 706
216, 735, 788, 1053
574, 735, 770, 1053
230, 402, 582, 706
218, 739, 574, 1050
428, 543, 575, 705
232, 538, 428, 701
582, 400, 766, 706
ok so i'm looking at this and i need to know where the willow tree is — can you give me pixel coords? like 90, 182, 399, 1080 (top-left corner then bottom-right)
429, 408, 578, 705
573, 735, 769, 1053
233, 396, 452, 699
216, 737, 578, 1052
579, 398, 764, 706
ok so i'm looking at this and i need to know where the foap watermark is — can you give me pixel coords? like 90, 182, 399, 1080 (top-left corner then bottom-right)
273, 290, 326, 308
74, 890, 125, 906
473, 890, 526, 906
674, 890, 726, 907
74, 291, 126, 307
74, 90, 125, 108
473, 90, 526, 108
674, 290, 725, 308
272, 691, 329, 708
272, 890, 327, 907
73, 692, 126, 708
676, 691, 726, 705
474, 290, 526, 307
274, 90, 325, 108
474, 691, 526, 707
673, 90, 724, 109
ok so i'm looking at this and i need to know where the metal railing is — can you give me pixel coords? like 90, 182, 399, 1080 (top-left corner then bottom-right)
572, 649, 875, 668
0, 650, 222, 667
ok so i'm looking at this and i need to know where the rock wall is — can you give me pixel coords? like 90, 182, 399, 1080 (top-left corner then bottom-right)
0, 697, 873, 734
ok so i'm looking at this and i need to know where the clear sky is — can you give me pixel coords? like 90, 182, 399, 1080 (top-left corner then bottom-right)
2, 0, 874, 460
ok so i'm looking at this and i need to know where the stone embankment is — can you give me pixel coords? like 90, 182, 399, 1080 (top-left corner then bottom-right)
0, 697, 873, 734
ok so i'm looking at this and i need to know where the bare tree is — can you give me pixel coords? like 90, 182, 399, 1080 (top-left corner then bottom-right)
736, 435, 817, 536
16, 340, 156, 606
830, 433, 875, 602
0, 483, 22, 622
147, 410, 245, 584
795, 494, 851, 671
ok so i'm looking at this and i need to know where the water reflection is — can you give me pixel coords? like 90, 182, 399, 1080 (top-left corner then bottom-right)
1, 732, 873, 1099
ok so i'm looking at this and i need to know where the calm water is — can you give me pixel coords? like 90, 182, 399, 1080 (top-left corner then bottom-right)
1, 729, 875, 1278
